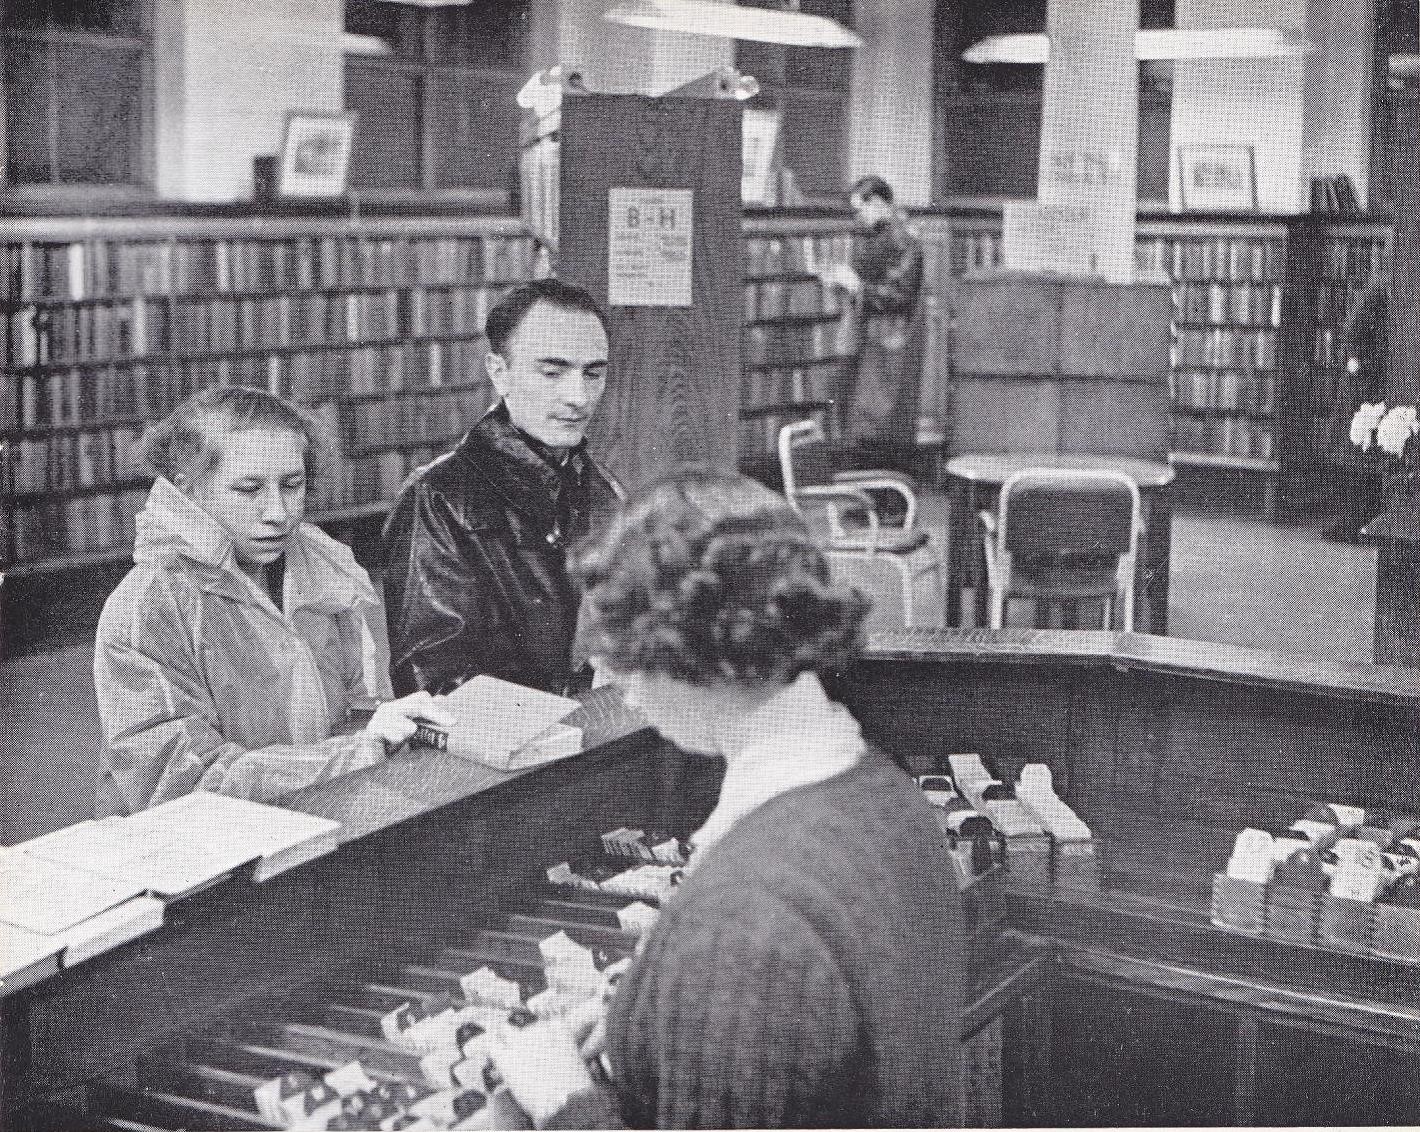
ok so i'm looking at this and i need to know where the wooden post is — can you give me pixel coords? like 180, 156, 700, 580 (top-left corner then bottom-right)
557, 93, 744, 491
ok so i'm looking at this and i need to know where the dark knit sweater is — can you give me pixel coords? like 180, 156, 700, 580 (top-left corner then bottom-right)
548, 749, 967, 1129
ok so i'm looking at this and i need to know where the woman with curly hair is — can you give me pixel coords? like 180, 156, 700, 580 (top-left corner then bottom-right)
490, 465, 967, 1128
94, 385, 450, 815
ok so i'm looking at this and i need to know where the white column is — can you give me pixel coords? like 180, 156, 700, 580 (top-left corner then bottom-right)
1170, 0, 1308, 213
1301, 0, 1375, 205
846, 0, 934, 206
1036, 0, 1140, 283
153, 0, 345, 202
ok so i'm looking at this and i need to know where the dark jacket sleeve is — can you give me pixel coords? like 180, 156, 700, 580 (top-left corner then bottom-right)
859, 232, 924, 318
381, 480, 527, 696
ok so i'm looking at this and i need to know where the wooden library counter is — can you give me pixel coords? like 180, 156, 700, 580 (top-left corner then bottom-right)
3, 631, 1418, 1128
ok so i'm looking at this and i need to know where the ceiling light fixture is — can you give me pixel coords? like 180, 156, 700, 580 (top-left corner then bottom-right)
373, 0, 473, 9
964, 27, 1312, 65
604, 0, 862, 49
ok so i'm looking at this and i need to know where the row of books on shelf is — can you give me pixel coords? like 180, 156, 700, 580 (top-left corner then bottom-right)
1, 341, 491, 433
743, 277, 844, 323
1312, 278, 1375, 327
1138, 236, 1286, 284
2, 235, 537, 302
1173, 281, 1282, 329
5, 286, 508, 368
3, 426, 145, 496
343, 387, 493, 455
745, 319, 856, 368
1172, 326, 1277, 371
744, 233, 852, 278
4, 378, 492, 497
1321, 237, 1387, 282
1, 442, 450, 567
1313, 327, 1364, 369
1173, 415, 1275, 462
950, 231, 1004, 276
742, 362, 840, 412
1169, 369, 1276, 416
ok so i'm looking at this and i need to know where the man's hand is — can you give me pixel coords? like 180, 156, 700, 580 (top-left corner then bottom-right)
364, 691, 455, 750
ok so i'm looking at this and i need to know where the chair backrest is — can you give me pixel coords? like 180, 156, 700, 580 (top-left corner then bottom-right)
778, 418, 833, 500
998, 468, 1141, 561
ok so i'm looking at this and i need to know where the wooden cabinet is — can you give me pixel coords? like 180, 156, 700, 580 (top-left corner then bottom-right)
946, 274, 1172, 461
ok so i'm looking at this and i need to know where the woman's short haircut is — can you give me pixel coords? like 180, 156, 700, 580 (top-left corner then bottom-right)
140, 385, 329, 485
574, 465, 869, 687
485, 276, 610, 357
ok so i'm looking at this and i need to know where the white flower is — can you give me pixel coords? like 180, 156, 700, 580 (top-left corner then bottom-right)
1376, 406, 1419, 460
1349, 402, 1388, 451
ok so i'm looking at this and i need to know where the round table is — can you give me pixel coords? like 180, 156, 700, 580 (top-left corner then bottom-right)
944, 452, 1176, 634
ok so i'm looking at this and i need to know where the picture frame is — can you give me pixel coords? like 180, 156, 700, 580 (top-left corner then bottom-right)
1177, 144, 1257, 212
277, 111, 356, 199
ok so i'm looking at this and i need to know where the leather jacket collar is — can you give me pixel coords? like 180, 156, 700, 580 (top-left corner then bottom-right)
453, 402, 596, 533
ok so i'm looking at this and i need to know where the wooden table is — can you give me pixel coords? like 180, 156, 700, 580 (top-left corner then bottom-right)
944, 452, 1176, 634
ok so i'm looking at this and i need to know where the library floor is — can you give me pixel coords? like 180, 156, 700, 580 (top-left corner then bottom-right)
0, 501, 1379, 847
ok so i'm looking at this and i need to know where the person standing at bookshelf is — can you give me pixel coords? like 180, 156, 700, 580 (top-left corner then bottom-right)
93, 386, 451, 816
382, 278, 623, 696
818, 174, 925, 480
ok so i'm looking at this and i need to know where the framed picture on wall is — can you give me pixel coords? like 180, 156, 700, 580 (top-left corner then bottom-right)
1177, 144, 1257, 212
277, 111, 357, 199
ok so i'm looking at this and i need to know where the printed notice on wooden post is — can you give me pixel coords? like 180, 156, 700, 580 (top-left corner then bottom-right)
608, 188, 693, 307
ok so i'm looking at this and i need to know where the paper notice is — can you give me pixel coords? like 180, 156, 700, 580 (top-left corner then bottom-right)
608, 188, 693, 307
1002, 201, 1104, 278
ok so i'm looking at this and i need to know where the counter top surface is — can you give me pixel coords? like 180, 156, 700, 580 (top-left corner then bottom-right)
862, 628, 1420, 707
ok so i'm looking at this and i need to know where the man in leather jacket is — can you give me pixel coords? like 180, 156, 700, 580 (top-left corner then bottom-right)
381, 278, 623, 695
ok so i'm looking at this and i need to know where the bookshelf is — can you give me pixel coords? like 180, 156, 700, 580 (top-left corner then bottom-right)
739, 214, 859, 480
1, 216, 536, 576
936, 208, 1395, 510
1136, 219, 1287, 474
1276, 215, 1393, 512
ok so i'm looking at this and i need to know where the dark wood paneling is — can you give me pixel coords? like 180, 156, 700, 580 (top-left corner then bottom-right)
559, 95, 743, 491
948, 277, 1171, 460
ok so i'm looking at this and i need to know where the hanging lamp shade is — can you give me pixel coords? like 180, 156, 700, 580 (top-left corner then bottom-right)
371, 0, 473, 7
604, 0, 862, 49
964, 27, 1312, 65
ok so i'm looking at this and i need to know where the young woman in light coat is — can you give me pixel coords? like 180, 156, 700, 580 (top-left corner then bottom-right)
94, 385, 448, 816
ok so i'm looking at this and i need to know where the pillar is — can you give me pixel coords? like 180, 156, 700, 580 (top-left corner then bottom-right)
846, 0, 934, 206
153, 0, 345, 202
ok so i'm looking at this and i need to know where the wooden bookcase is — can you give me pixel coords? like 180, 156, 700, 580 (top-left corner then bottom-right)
738, 213, 859, 482
927, 207, 1394, 511
4, 207, 1394, 575
0, 217, 536, 575
1276, 215, 1393, 511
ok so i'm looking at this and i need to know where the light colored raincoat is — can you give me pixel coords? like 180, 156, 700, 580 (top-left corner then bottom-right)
94, 476, 393, 816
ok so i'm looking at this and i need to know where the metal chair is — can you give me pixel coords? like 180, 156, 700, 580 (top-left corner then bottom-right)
978, 467, 1141, 631
778, 419, 944, 628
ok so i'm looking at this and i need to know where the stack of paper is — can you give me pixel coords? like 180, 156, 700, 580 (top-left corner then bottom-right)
0, 845, 162, 984
25, 794, 341, 896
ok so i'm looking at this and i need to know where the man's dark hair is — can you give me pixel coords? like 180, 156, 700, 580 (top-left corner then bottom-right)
485, 277, 610, 356
849, 174, 894, 204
